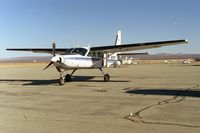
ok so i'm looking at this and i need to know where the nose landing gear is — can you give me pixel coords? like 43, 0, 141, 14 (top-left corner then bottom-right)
59, 77, 65, 85
58, 69, 78, 85
59, 71, 65, 85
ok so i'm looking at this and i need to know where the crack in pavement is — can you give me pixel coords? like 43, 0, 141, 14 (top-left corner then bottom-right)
124, 84, 200, 128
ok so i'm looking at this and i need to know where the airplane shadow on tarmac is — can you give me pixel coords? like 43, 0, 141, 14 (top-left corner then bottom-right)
126, 89, 200, 98
0, 76, 130, 86
0, 79, 58, 86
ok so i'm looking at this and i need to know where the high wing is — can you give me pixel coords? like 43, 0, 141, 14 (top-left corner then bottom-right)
90, 39, 189, 53
6, 48, 68, 55
7, 39, 188, 55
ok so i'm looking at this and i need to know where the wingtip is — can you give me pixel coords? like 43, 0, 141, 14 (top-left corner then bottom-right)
185, 39, 190, 43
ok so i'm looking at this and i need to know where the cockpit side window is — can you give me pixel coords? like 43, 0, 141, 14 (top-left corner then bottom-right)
66, 48, 74, 53
67, 48, 88, 56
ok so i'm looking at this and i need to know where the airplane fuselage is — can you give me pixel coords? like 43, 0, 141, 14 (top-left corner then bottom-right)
52, 54, 104, 70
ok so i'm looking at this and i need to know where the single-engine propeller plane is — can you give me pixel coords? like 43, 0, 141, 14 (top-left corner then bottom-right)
7, 31, 189, 85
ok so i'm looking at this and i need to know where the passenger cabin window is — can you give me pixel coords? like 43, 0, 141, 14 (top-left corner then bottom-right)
66, 48, 88, 56
88, 51, 103, 58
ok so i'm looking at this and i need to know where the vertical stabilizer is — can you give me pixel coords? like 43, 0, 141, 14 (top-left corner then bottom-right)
104, 30, 122, 67
111, 30, 122, 60
105, 30, 122, 67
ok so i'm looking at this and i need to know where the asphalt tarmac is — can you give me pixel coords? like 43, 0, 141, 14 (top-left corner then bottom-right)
0, 63, 200, 133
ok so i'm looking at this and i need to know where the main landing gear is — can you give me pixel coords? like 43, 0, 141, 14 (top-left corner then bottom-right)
98, 68, 110, 82
58, 68, 110, 85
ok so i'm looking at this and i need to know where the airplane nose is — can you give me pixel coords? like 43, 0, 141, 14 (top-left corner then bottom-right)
51, 56, 62, 63
51, 56, 58, 62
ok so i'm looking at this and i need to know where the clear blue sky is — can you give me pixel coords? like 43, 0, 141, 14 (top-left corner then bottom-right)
0, 0, 199, 58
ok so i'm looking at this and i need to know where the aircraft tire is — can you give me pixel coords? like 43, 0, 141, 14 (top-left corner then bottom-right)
65, 74, 71, 82
104, 74, 110, 82
59, 77, 65, 85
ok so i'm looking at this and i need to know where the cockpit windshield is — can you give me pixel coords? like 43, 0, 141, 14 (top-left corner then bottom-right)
66, 48, 88, 56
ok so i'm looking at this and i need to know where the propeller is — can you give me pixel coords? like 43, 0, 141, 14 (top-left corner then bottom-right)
43, 41, 57, 70
43, 62, 53, 70
52, 41, 56, 56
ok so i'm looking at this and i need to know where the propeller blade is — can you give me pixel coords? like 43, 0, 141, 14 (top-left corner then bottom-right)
43, 62, 53, 70
55, 66, 61, 72
52, 41, 56, 56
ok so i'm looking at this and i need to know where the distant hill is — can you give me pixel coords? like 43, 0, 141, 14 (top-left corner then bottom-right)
118, 53, 200, 60
0, 53, 200, 63
0, 56, 51, 63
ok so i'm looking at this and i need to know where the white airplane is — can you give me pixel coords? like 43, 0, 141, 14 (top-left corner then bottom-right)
7, 31, 189, 85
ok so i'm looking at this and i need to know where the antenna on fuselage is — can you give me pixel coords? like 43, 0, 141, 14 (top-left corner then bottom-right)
88, 43, 91, 48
